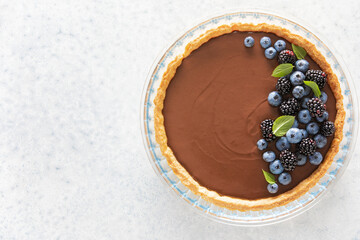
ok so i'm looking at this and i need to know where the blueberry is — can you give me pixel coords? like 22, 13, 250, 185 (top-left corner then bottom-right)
244, 36, 255, 47
320, 91, 328, 103
269, 159, 284, 174
300, 129, 309, 139
295, 59, 309, 73
290, 71, 305, 86
292, 86, 305, 99
260, 36, 272, 48
268, 91, 282, 106
306, 122, 319, 135
286, 128, 302, 144
276, 137, 290, 151
274, 40, 286, 52
309, 152, 323, 165
296, 153, 307, 166
301, 97, 310, 108
298, 109, 312, 124
316, 111, 329, 122
265, 47, 277, 59
267, 183, 279, 194
278, 172, 292, 185
314, 134, 327, 148
292, 119, 299, 128
263, 151, 276, 162
303, 85, 311, 96
257, 139, 268, 150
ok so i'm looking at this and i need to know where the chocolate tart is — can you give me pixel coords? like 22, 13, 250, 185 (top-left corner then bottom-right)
154, 23, 345, 211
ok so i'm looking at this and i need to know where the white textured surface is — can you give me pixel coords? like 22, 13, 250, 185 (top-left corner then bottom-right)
0, 0, 359, 239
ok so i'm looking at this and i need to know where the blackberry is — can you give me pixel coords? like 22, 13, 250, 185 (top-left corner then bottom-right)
276, 77, 291, 95
307, 97, 326, 118
280, 98, 300, 115
321, 121, 335, 137
260, 119, 276, 142
305, 70, 327, 89
279, 149, 297, 171
278, 50, 296, 65
298, 138, 317, 156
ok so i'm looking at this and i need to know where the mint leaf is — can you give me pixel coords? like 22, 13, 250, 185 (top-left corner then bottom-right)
292, 43, 307, 59
272, 115, 295, 137
304, 81, 321, 98
262, 169, 276, 184
272, 63, 294, 77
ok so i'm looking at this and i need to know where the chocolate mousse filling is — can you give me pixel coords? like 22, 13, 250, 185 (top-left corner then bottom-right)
162, 31, 336, 199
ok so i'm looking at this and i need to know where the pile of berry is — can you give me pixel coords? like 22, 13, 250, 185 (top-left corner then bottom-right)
248, 36, 336, 194
244, 36, 289, 59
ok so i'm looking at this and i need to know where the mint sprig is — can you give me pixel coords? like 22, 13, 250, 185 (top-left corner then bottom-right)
272, 63, 294, 77
272, 115, 295, 137
304, 80, 321, 98
262, 169, 276, 184
292, 43, 307, 60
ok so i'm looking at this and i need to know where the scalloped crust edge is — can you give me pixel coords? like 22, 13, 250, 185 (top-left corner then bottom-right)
153, 23, 345, 211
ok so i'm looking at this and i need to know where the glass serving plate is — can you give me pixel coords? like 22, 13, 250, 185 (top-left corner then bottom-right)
140, 11, 358, 226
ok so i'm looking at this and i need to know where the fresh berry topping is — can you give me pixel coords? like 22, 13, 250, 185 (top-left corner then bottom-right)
260, 119, 276, 142
278, 50, 296, 65
290, 71, 305, 86
314, 134, 327, 148
307, 97, 326, 118
263, 151, 276, 162
309, 152, 323, 165
305, 69, 327, 89
300, 129, 308, 139
295, 59, 309, 73
278, 172, 292, 185
292, 86, 305, 99
306, 122, 320, 135
244, 36, 255, 47
301, 97, 310, 109
274, 40, 286, 52
269, 159, 284, 175
276, 137, 290, 151
303, 85, 311, 96
279, 149, 297, 171
298, 109, 312, 124
296, 153, 307, 166
298, 138, 317, 156
316, 111, 329, 122
286, 128, 302, 144
260, 36, 272, 48
267, 183, 279, 193
268, 91, 282, 106
276, 77, 291, 95
321, 121, 335, 136
265, 47, 277, 59
292, 119, 299, 128
280, 98, 300, 115
257, 139, 268, 150
320, 91, 328, 103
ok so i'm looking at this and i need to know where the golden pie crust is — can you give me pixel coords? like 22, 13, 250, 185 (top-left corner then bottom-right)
153, 23, 345, 211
